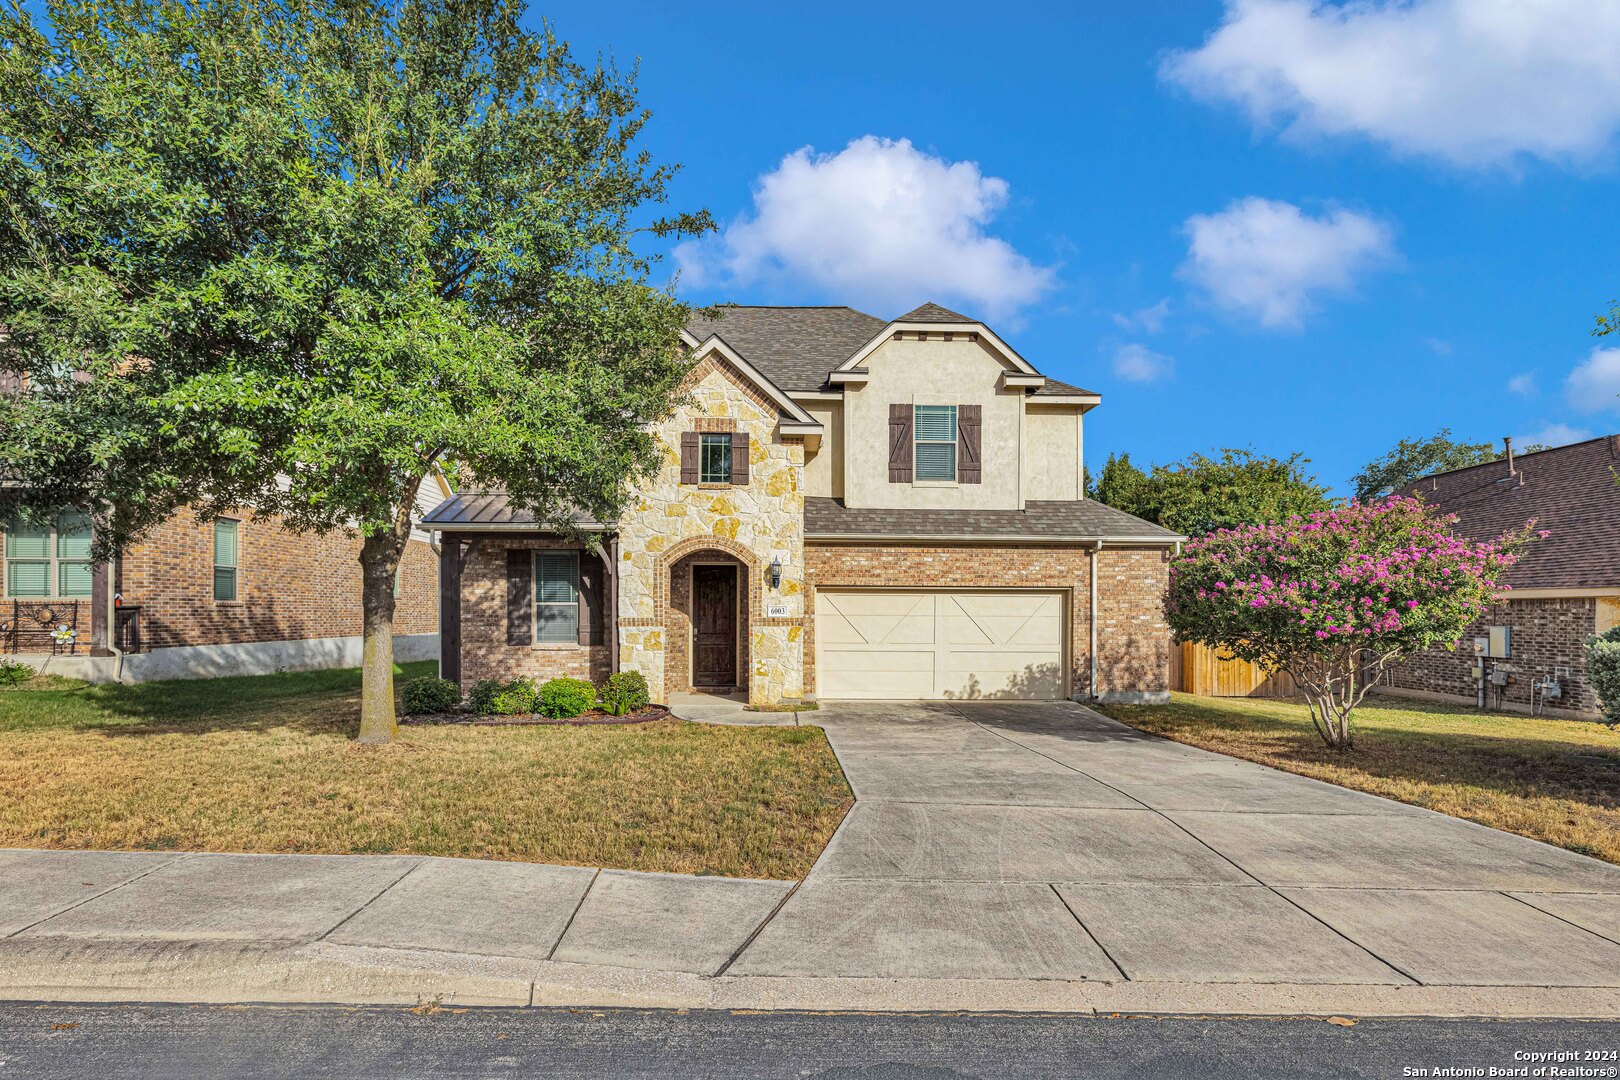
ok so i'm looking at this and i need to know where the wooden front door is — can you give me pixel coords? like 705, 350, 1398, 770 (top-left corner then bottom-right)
692, 564, 738, 687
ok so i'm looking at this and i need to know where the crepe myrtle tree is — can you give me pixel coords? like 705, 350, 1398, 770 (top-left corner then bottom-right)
1166, 498, 1540, 751
0, 0, 712, 742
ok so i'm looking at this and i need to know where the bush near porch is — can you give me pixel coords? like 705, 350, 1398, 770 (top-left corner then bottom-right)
1094, 693, 1620, 865
0, 662, 852, 878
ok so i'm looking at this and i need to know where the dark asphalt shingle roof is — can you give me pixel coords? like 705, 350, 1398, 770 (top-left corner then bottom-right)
684, 303, 1097, 397
804, 497, 1182, 542
1400, 434, 1620, 590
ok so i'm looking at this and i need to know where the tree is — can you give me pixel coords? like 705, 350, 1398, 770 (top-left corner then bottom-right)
1166, 499, 1538, 750
0, 0, 711, 742
1350, 429, 1498, 502
1090, 453, 1153, 518
1092, 447, 1331, 536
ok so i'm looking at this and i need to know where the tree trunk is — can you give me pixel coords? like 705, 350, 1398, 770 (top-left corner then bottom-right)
357, 530, 407, 744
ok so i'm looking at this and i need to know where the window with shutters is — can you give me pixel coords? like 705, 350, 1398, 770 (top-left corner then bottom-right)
699, 433, 732, 484
913, 405, 957, 481
4, 513, 92, 598
213, 519, 239, 601
533, 550, 580, 644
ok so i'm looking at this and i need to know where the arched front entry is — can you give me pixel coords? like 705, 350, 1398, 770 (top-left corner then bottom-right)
654, 536, 763, 701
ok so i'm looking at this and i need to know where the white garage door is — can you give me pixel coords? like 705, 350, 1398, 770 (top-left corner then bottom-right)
815, 590, 1067, 700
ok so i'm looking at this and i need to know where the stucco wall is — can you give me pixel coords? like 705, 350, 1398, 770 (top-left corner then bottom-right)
841, 334, 1025, 511
615, 353, 808, 705
1022, 404, 1084, 502
802, 400, 844, 499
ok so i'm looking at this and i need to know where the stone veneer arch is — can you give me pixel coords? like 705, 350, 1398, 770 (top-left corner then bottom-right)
655, 535, 765, 699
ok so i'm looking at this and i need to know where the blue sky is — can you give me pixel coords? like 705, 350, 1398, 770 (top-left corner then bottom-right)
553, 0, 1620, 493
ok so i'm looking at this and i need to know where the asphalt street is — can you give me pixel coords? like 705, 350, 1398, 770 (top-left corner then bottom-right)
0, 1004, 1617, 1079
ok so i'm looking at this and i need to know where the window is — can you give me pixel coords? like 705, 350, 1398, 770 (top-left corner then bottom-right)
913, 405, 957, 481
699, 433, 732, 484
4, 513, 92, 598
534, 551, 580, 643
213, 519, 239, 601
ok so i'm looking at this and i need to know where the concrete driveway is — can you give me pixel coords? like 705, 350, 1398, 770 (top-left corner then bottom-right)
730, 700, 1620, 987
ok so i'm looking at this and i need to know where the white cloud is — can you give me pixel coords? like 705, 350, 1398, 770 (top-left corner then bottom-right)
1111, 343, 1174, 383
1178, 197, 1396, 329
1507, 371, 1538, 396
1113, 298, 1171, 335
1425, 338, 1452, 357
1564, 347, 1620, 413
1161, 0, 1620, 168
1515, 422, 1592, 450
675, 136, 1055, 320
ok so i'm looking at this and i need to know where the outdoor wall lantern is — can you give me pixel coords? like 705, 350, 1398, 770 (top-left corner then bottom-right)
769, 556, 782, 590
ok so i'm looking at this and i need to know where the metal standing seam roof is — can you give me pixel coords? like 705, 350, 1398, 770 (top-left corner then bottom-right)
683, 303, 1098, 397
419, 492, 606, 530
1400, 433, 1620, 591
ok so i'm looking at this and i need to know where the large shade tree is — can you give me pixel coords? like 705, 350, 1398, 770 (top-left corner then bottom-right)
0, 0, 711, 741
1166, 498, 1538, 750
1349, 429, 1499, 503
1091, 448, 1331, 536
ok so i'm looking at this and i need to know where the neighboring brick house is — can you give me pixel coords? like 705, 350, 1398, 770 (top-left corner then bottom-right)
1382, 435, 1620, 719
424, 303, 1182, 705
1, 479, 447, 682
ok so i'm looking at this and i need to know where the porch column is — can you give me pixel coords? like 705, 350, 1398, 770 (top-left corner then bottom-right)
438, 536, 462, 683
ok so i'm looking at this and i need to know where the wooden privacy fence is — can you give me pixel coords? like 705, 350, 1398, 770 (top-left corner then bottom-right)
1170, 640, 1299, 699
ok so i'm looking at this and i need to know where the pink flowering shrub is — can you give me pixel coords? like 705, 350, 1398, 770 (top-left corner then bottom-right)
1166, 497, 1540, 749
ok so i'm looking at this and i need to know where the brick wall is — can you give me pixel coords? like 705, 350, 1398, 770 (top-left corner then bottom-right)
458, 536, 610, 686
6, 510, 436, 651
1385, 596, 1600, 716
803, 543, 1171, 698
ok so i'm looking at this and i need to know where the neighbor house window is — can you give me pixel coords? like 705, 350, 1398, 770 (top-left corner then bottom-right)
913, 405, 957, 481
699, 433, 732, 484
213, 519, 239, 601
4, 513, 92, 598
534, 551, 580, 643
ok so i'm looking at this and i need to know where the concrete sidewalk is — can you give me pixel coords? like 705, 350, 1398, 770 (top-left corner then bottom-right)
2, 700, 1619, 1017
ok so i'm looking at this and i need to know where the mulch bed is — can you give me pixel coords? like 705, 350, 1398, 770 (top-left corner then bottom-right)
400, 704, 671, 727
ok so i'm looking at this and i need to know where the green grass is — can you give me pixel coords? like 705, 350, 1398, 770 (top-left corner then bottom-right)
0, 661, 852, 877
1094, 693, 1620, 864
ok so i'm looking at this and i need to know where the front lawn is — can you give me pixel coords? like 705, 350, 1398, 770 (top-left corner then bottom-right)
1094, 693, 1620, 864
0, 661, 852, 878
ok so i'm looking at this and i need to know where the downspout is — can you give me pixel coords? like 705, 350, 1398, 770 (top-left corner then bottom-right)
105, 556, 125, 683
1089, 541, 1102, 701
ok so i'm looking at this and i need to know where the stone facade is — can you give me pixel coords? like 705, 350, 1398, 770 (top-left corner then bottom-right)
1384, 595, 1615, 718
803, 543, 1172, 699
3, 510, 438, 653
615, 355, 808, 705
455, 536, 611, 687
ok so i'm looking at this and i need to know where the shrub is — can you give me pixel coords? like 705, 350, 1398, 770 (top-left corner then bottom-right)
537, 676, 596, 719
599, 671, 650, 716
1585, 625, 1620, 729
488, 678, 539, 716
400, 676, 461, 715
0, 658, 34, 688
465, 678, 504, 714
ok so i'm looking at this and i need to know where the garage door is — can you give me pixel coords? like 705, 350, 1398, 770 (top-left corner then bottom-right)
815, 590, 1067, 700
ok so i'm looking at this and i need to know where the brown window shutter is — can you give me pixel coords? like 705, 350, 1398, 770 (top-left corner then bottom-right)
730, 432, 750, 486
577, 550, 604, 646
888, 403, 913, 483
506, 549, 532, 646
958, 403, 982, 484
679, 432, 699, 484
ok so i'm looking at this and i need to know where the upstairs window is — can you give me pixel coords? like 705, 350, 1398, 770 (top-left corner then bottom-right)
4, 513, 92, 598
699, 433, 733, 484
534, 551, 580, 643
213, 519, 239, 601
913, 405, 958, 481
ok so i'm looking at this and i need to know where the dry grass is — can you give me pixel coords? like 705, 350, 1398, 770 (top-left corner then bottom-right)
1094, 693, 1620, 864
0, 662, 852, 878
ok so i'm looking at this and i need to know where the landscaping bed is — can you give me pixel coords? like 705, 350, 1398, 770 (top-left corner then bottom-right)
402, 704, 670, 726
0, 661, 852, 877
1094, 692, 1620, 864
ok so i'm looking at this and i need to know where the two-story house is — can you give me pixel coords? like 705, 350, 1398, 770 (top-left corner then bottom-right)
423, 303, 1183, 705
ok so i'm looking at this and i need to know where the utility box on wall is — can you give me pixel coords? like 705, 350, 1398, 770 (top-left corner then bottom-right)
1475, 626, 1511, 659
